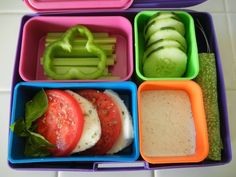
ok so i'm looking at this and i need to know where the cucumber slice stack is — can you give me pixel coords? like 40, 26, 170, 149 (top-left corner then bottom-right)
142, 12, 188, 78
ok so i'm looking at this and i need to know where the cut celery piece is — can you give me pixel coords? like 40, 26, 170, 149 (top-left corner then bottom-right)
53, 66, 120, 80
72, 44, 115, 51
52, 56, 115, 66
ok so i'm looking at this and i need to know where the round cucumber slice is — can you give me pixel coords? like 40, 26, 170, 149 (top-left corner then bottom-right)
146, 12, 179, 28
146, 27, 187, 50
145, 17, 185, 40
143, 39, 186, 64
143, 47, 187, 77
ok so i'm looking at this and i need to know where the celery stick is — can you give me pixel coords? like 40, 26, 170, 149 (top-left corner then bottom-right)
40, 54, 115, 66
52, 55, 115, 66
46, 37, 116, 45
53, 66, 109, 76
53, 66, 120, 80
72, 44, 115, 51
45, 44, 115, 57
47, 32, 109, 39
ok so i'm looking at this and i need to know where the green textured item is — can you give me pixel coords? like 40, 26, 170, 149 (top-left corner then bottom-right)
195, 53, 222, 161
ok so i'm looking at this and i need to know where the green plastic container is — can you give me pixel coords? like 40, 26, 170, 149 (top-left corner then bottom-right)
134, 11, 199, 82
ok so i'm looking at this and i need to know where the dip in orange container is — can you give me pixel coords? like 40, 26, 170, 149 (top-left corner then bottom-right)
138, 81, 209, 164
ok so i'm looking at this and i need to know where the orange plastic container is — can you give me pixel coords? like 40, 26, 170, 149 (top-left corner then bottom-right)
137, 81, 209, 164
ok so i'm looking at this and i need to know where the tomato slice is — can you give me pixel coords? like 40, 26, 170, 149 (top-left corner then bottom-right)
78, 89, 122, 155
36, 89, 84, 156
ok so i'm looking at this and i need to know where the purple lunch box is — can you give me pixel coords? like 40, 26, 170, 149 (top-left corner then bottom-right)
8, 0, 231, 171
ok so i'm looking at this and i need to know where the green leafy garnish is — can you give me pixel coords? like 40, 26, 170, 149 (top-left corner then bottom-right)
24, 131, 54, 157
10, 89, 53, 157
10, 118, 29, 137
25, 89, 48, 129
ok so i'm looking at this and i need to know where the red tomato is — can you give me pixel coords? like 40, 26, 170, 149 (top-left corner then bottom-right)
37, 89, 84, 156
78, 89, 122, 155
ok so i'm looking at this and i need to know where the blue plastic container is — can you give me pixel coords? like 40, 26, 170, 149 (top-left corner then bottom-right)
8, 81, 139, 164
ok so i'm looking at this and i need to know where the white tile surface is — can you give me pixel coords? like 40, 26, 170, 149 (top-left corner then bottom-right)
58, 171, 153, 177
189, 0, 226, 12
155, 164, 236, 177
0, 14, 24, 91
228, 14, 236, 61
0, 0, 236, 177
211, 13, 236, 89
225, 0, 236, 12
226, 91, 236, 142
0, 0, 30, 13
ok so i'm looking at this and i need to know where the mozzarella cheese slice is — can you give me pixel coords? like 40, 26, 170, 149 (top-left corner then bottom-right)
66, 90, 101, 153
104, 90, 134, 154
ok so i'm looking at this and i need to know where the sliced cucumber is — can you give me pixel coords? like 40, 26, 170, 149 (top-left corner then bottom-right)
145, 17, 185, 40
146, 27, 187, 50
147, 12, 179, 27
143, 47, 187, 77
143, 39, 186, 64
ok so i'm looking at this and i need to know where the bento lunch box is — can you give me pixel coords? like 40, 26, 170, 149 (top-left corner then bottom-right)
8, 0, 231, 172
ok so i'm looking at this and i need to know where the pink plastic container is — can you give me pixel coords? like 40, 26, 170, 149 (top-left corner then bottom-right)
24, 0, 134, 12
19, 16, 133, 82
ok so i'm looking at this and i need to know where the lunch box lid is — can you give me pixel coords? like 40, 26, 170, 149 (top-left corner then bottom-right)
23, 0, 207, 12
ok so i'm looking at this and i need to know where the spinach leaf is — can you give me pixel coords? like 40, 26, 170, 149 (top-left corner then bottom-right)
25, 89, 48, 129
10, 118, 29, 137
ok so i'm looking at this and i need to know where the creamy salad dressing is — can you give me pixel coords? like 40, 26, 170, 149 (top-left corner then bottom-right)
141, 90, 196, 157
